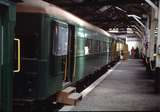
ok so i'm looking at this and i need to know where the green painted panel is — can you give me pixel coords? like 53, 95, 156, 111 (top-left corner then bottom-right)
74, 28, 111, 81
8, 4, 16, 21
0, 2, 15, 112
0, 10, 2, 112
75, 26, 109, 41
76, 38, 85, 56
75, 53, 108, 81
47, 74, 63, 95
38, 15, 63, 98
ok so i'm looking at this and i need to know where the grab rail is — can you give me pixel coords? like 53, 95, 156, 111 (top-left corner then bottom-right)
14, 38, 21, 72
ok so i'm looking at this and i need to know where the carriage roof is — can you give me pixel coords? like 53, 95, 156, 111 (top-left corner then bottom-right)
17, 0, 112, 38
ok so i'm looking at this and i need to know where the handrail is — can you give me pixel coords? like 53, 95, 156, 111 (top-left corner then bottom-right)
14, 38, 21, 72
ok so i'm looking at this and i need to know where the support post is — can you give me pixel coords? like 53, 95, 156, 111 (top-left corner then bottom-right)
149, 8, 157, 70
155, 0, 160, 93
156, 1, 160, 67
146, 16, 150, 58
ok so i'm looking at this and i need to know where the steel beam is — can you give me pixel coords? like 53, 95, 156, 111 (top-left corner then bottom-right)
145, 0, 158, 19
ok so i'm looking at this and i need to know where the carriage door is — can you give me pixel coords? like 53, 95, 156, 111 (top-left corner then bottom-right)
50, 22, 69, 83
67, 25, 75, 82
51, 22, 75, 84
0, 5, 6, 111
0, 4, 12, 111
61, 24, 75, 83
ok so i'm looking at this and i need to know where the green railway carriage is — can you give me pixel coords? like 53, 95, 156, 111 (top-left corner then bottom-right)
0, 0, 16, 112
14, 0, 119, 109
74, 27, 113, 80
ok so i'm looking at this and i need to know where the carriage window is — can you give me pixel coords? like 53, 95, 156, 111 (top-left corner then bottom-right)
84, 39, 90, 55
92, 40, 100, 53
52, 23, 68, 56
103, 42, 107, 52
100, 41, 103, 52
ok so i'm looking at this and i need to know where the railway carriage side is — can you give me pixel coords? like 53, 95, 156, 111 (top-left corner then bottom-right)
74, 27, 112, 81
14, 10, 114, 101
14, 1, 120, 110
14, 12, 67, 102
14, 10, 76, 104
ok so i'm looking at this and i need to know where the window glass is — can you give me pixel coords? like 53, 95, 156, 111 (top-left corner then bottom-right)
84, 39, 91, 55
92, 40, 99, 53
52, 23, 68, 56
103, 42, 107, 52
100, 41, 103, 52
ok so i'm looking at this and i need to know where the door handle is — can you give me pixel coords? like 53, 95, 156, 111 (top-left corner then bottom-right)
14, 38, 21, 72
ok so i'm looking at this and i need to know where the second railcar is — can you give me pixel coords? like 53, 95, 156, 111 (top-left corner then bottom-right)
14, 0, 118, 108
74, 27, 114, 81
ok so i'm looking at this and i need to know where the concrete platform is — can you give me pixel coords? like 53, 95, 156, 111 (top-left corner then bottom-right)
71, 59, 160, 111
